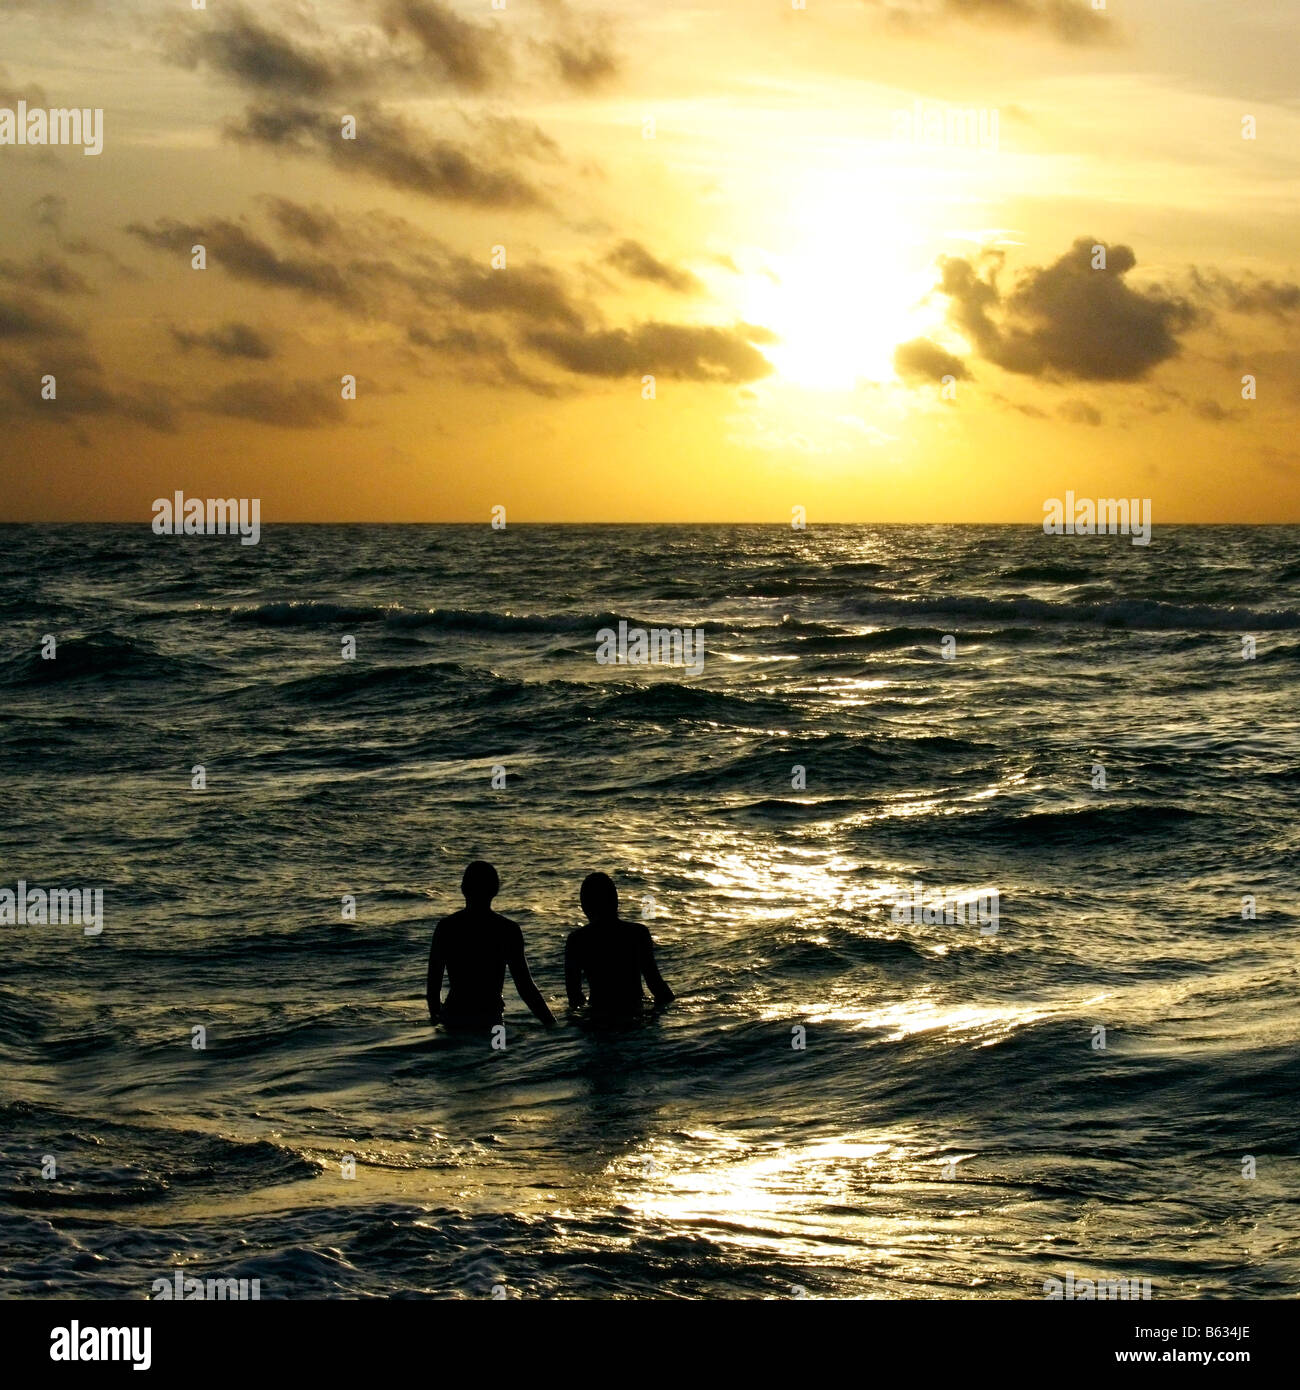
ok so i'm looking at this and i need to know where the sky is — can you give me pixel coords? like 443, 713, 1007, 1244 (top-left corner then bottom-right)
1, 0, 1298, 522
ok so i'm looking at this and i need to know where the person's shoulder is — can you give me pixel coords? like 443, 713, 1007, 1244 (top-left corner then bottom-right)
491, 910, 525, 938
434, 908, 466, 931
622, 918, 653, 938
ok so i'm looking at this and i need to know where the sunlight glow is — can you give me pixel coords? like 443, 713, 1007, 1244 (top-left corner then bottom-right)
739, 163, 939, 390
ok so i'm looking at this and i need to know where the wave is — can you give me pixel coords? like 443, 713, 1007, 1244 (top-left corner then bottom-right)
274, 660, 521, 704
0, 633, 195, 686
937, 800, 1215, 844
999, 563, 1097, 584
847, 593, 1300, 632
230, 601, 635, 634
0, 1101, 320, 1212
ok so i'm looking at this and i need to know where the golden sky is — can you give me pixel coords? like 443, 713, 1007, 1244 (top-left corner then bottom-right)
1, 0, 1298, 521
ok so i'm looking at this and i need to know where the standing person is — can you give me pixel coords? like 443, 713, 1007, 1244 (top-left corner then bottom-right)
427, 861, 556, 1029
565, 872, 674, 1015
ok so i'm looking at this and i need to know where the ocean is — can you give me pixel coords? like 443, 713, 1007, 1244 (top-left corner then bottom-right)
1, 522, 1297, 1299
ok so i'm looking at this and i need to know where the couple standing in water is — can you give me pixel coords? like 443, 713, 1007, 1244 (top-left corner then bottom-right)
426, 861, 674, 1029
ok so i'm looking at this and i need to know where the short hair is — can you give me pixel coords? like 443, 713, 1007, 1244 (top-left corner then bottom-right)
580, 871, 618, 919
461, 860, 500, 900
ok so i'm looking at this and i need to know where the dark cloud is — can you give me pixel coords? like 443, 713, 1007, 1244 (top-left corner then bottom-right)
381, 0, 511, 91
526, 321, 773, 383
546, 39, 618, 89
128, 205, 760, 397
0, 333, 175, 432
893, 336, 970, 382
228, 101, 545, 209
171, 321, 275, 360
261, 197, 344, 248
1058, 398, 1102, 425
174, 5, 359, 97
468, 113, 564, 163
0, 255, 93, 296
127, 208, 586, 335
536, 0, 619, 87
881, 0, 1113, 46
173, 0, 614, 103
408, 323, 564, 396
201, 378, 347, 429
26, 193, 118, 265
604, 240, 702, 295
1190, 267, 1300, 319
444, 259, 585, 329
0, 291, 79, 340
127, 217, 356, 307
936, 238, 1198, 381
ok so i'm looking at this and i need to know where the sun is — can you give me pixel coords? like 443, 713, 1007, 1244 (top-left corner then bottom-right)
737, 168, 941, 391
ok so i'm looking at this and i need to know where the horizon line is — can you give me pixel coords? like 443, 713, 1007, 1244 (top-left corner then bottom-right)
3, 519, 1299, 528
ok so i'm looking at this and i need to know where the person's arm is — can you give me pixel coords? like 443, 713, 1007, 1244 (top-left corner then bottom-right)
507, 927, 556, 1027
565, 931, 585, 1009
425, 924, 446, 1022
639, 925, 674, 1005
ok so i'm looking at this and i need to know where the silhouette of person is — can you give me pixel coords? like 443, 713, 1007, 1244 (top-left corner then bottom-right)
565, 872, 674, 1016
427, 861, 556, 1029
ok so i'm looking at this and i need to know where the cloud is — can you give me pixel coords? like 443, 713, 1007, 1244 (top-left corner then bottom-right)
171, 322, 275, 360
174, 5, 361, 96
261, 198, 344, 248
604, 240, 702, 295
1058, 398, 1102, 425
228, 101, 545, 209
1193, 399, 1238, 422
526, 321, 773, 382
1190, 268, 1300, 319
127, 217, 357, 307
0, 291, 79, 340
545, 38, 618, 89
0, 330, 175, 432
444, 258, 585, 329
879, 0, 1114, 46
535, 0, 619, 88
201, 378, 347, 429
174, 0, 615, 102
408, 323, 564, 396
128, 203, 769, 398
935, 238, 1198, 381
127, 207, 589, 336
893, 336, 970, 382
381, 0, 511, 91
0, 255, 93, 296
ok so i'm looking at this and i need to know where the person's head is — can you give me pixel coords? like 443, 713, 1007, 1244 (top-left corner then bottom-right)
461, 860, 500, 908
580, 871, 619, 924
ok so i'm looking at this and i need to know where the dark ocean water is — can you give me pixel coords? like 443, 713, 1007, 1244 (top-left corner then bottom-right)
1, 523, 1298, 1300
